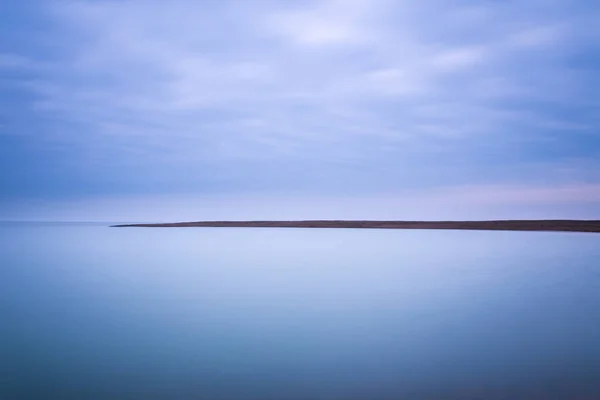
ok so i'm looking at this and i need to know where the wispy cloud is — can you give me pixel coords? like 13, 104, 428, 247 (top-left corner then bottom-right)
2, 0, 599, 215
0, 53, 34, 69
266, 0, 382, 47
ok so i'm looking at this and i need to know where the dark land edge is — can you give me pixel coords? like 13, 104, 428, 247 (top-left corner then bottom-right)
111, 220, 600, 233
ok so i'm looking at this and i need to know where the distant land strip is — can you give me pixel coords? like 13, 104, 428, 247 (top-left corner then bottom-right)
111, 220, 600, 233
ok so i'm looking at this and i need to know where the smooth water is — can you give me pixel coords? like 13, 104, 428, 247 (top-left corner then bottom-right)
1, 224, 599, 399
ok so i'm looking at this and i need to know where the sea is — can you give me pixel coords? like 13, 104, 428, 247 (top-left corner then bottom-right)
1, 222, 599, 399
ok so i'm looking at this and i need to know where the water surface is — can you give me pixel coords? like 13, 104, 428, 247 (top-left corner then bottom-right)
1, 224, 599, 399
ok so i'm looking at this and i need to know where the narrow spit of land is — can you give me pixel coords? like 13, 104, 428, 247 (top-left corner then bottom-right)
111, 220, 600, 233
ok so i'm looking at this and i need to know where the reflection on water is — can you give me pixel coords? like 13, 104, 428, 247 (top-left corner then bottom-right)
2, 226, 600, 399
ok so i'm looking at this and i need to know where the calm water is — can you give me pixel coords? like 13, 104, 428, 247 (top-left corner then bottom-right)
1, 224, 599, 399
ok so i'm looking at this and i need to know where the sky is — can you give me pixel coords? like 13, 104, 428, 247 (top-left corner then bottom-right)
1, 0, 599, 221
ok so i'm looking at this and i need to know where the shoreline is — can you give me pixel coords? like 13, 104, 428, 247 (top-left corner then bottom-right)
111, 220, 600, 233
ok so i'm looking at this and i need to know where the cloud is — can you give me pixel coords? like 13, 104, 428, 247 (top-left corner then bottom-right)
431, 46, 489, 71
5, 0, 599, 200
266, 0, 381, 47
0, 53, 33, 69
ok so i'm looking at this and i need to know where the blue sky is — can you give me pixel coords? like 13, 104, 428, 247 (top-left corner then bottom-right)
1, 0, 599, 221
